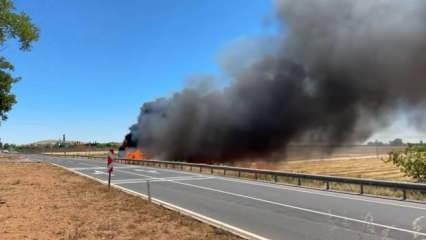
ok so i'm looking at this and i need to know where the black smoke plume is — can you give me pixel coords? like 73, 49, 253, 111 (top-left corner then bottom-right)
128, 0, 426, 162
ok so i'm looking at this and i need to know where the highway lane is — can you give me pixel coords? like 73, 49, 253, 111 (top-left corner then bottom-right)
31, 155, 426, 240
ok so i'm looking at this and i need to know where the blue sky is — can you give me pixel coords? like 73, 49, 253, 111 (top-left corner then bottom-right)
0, 0, 275, 144
0, 0, 424, 145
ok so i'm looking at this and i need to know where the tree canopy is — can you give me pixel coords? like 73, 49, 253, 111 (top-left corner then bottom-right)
0, 0, 39, 121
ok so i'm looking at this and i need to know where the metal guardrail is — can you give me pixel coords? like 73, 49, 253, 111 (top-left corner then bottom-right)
49, 154, 426, 202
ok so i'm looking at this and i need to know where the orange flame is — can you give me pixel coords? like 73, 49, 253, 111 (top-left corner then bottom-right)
126, 149, 144, 160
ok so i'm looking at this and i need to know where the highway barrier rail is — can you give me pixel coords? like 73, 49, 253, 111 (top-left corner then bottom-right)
49, 154, 426, 202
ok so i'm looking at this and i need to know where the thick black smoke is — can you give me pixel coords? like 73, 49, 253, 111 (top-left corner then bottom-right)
129, 0, 426, 162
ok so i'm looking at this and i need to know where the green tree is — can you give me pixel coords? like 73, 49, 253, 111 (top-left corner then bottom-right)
0, 0, 39, 121
389, 138, 404, 146
385, 144, 426, 182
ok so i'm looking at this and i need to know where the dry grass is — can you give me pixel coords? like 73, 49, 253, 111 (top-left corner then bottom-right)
279, 157, 411, 181
0, 158, 241, 240
236, 157, 411, 182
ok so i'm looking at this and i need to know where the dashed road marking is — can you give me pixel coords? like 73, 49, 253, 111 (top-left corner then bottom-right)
134, 169, 159, 174
113, 176, 214, 184
92, 170, 114, 176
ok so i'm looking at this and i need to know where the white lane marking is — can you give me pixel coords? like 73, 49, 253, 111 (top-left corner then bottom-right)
49, 162, 268, 240
136, 165, 202, 177
45, 157, 426, 210
134, 169, 159, 174
93, 170, 114, 176
111, 178, 145, 183
115, 168, 204, 179
112, 169, 212, 184
172, 180, 426, 236
112, 176, 207, 183
114, 176, 214, 184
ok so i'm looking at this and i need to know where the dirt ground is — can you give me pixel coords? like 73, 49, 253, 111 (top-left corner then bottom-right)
0, 157, 241, 240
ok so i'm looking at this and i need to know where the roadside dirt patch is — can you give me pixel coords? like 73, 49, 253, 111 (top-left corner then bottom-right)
0, 162, 241, 240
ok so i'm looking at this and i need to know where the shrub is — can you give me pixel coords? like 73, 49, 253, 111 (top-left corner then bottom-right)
385, 144, 426, 182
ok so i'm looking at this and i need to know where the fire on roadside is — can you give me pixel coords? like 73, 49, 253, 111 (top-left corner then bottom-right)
118, 133, 146, 160
126, 148, 144, 160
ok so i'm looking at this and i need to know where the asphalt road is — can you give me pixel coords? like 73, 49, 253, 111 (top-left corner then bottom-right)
30, 155, 426, 240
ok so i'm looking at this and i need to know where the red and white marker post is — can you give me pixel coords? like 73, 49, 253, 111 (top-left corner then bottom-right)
107, 149, 114, 189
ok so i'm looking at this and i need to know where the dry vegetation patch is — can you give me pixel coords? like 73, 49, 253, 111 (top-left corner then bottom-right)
237, 157, 410, 182
0, 161, 241, 240
278, 157, 411, 181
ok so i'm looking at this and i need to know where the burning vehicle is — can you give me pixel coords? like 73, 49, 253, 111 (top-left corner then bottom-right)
118, 133, 146, 160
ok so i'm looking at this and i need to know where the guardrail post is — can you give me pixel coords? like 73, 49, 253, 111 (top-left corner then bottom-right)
255, 172, 258, 180
360, 184, 364, 195
402, 189, 407, 200
298, 177, 301, 186
238, 171, 241, 178
326, 181, 329, 190
274, 175, 278, 183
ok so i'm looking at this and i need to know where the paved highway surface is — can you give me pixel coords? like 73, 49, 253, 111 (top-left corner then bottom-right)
30, 155, 426, 240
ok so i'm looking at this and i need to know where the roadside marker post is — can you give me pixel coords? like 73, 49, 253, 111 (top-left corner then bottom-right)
147, 180, 151, 202
107, 149, 114, 189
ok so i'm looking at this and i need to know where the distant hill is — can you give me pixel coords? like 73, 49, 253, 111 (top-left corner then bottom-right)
28, 140, 58, 146
27, 140, 87, 146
